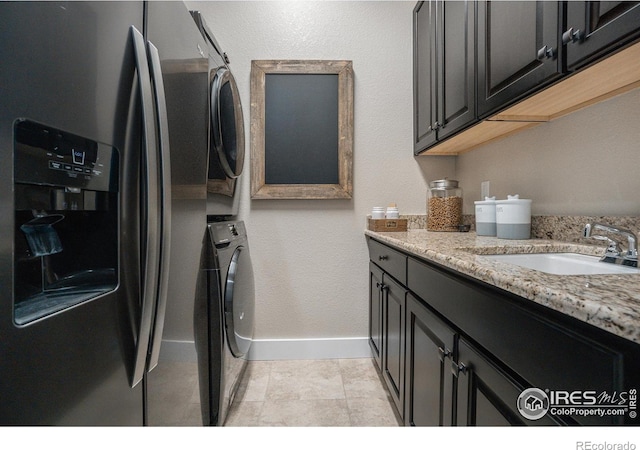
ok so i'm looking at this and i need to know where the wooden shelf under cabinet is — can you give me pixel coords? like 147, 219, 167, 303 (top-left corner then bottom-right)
423, 41, 640, 156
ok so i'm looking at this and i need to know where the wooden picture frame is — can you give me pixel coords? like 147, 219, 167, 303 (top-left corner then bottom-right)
250, 60, 354, 199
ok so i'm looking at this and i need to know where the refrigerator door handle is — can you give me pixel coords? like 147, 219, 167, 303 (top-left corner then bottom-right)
130, 26, 161, 388
146, 41, 172, 372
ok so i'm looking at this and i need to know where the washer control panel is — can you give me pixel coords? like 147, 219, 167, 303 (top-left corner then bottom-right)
209, 221, 246, 247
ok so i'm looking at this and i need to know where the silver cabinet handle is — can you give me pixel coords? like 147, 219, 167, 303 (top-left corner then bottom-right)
146, 40, 172, 373
537, 45, 555, 60
130, 25, 161, 388
562, 27, 583, 45
438, 346, 452, 362
451, 360, 468, 378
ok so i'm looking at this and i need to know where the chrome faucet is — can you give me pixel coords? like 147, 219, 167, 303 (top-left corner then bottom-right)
583, 222, 638, 268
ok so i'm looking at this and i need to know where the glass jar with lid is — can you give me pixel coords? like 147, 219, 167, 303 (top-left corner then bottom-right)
427, 179, 463, 231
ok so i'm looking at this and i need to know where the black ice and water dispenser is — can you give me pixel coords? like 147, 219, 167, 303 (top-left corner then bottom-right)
13, 120, 119, 325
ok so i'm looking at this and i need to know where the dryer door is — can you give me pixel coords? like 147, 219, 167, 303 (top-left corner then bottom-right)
210, 67, 244, 180
223, 245, 255, 357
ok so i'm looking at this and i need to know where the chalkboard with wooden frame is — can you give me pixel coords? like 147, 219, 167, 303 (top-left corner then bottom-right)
250, 60, 354, 199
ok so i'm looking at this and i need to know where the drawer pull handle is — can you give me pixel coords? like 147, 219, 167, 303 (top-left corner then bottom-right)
451, 360, 468, 378
438, 346, 452, 362
562, 27, 583, 45
379, 255, 389, 261
375, 282, 387, 291
536, 45, 555, 60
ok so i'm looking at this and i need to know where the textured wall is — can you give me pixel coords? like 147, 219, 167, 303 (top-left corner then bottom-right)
185, 1, 640, 349
188, 1, 456, 342
457, 88, 640, 216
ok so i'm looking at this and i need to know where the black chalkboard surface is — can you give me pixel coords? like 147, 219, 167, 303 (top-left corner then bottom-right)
264, 74, 339, 185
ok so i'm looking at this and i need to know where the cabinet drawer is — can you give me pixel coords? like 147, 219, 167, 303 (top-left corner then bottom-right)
367, 238, 407, 285
408, 257, 628, 425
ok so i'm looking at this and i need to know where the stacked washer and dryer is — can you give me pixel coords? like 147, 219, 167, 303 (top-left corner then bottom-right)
191, 11, 255, 427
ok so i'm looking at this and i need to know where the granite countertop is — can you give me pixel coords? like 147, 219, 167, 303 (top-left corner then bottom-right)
365, 229, 640, 345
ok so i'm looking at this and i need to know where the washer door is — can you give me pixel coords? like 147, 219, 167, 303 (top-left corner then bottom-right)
224, 245, 255, 358
210, 67, 244, 180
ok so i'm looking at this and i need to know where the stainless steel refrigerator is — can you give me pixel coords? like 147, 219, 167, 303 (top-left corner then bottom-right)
0, 1, 209, 425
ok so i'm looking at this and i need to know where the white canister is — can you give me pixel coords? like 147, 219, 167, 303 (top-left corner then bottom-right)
495, 195, 532, 239
474, 197, 496, 236
371, 207, 385, 219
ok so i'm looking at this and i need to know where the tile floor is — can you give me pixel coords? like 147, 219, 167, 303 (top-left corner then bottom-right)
224, 358, 402, 427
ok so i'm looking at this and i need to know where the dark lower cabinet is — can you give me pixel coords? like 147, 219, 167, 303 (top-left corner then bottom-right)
404, 293, 455, 426
408, 254, 633, 426
476, 0, 562, 118
455, 338, 561, 426
369, 262, 383, 370
565, 1, 640, 70
382, 275, 406, 419
367, 236, 640, 426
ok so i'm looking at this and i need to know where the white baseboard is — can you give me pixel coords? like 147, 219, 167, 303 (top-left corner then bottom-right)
247, 337, 372, 361
158, 337, 373, 362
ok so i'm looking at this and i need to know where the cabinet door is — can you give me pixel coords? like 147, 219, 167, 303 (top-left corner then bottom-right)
437, 0, 476, 140
565, 1, 640, 70
413, 1, 437, 153
414, 0, 476, 154
404, 293, 455, 426
477, 1, 562, 118
382, 274, 406, 419
455, 338, 560, 426
369, 262, 384, 370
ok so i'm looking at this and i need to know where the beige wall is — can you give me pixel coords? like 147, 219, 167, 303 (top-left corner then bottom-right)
189, 1, 454, 346
188, 1, 639, 352
456, 88, 640, 216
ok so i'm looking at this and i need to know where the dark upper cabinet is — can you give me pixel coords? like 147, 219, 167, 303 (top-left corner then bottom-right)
477, 1, 563, 118
413, 1, 640, 155
413, 0, 476, 154
413, 1, 436, 151
404, 293, 455, 426
564, 1, 640, 70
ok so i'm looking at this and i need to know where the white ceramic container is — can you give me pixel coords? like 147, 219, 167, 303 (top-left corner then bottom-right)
474, 197, 496, 236
495, 195, 532, 239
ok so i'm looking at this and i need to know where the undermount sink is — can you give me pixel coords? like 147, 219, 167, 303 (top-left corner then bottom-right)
478, 252, 639, 275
